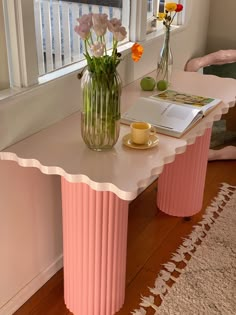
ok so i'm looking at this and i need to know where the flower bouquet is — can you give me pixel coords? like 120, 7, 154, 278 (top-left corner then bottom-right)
156, 2, 183, 91
75, 13, 143, 151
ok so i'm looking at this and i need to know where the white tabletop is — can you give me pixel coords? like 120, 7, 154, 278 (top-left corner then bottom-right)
1, 71, 235, 200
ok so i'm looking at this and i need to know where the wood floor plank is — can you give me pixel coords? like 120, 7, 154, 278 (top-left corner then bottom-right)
117, 160, 236, 314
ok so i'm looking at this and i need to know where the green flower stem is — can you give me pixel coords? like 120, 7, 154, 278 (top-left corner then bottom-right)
112, 39, 118, 58
84, 40, 89, 55
156, 26, 171, 83
170, 12, 177, 25
102, 35, 107, 55
163, 27, 170, 81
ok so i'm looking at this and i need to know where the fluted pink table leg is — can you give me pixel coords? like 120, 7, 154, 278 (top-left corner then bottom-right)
61, 179, 129, 315
157, 128, 212, 217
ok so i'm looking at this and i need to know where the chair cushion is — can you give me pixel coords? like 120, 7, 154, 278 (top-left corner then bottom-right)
203, 62, 236, 79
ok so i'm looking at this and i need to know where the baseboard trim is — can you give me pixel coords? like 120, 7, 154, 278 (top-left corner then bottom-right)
0, 255, 63, 315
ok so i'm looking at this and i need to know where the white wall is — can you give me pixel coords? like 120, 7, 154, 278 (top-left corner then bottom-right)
206, 0, 236, 53
0, 161, 63, 315
0, 0, 211, 314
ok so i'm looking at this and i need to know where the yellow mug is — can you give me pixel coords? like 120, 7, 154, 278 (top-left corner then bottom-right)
130, 122, 155, 145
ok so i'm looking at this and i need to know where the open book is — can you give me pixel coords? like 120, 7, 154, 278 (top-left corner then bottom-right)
121, 90, 221, 138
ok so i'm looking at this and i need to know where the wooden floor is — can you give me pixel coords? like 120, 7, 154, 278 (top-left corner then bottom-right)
14, 159, 236, 315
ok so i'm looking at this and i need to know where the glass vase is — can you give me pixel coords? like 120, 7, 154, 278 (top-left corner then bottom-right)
81, 69, 122, 151
156, 26, 173, 90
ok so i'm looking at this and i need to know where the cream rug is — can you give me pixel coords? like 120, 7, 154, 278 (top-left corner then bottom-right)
132, 183, 236, 315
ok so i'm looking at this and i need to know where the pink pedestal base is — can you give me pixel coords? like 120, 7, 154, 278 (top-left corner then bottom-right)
157, 128, 212, 217
61, 178, 129, 315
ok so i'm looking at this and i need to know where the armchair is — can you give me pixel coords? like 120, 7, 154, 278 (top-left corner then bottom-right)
185, 50, 236, 160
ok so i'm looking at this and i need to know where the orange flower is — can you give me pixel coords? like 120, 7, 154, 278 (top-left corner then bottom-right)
131, 43, 144, 62
158, 13, 167, 21
165, 3, 177, 12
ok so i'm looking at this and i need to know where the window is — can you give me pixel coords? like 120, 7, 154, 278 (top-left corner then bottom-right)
34, 0, 129, 76
0, 0, 10, 90
1, 0, 185, 90
147, 0, 164, 19
146, 0, 183, 34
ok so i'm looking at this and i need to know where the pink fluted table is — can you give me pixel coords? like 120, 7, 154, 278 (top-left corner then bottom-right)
1, 71, 235, 315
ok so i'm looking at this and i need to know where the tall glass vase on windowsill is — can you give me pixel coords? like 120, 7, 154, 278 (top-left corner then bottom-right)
156, 26, 173, 90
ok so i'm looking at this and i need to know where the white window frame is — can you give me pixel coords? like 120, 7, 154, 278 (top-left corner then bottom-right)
1, 0, 186, 92
2, 0, 38, 88
0, 0, 10, 90
146, 0, 184, 34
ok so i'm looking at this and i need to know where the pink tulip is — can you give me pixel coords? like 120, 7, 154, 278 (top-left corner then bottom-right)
74, 23, 90, 40
113, 26, 127, 42
107, 18, 122, 33
77, 13, 93, 28
90, 41, 105, 57
92, 13, 108, 36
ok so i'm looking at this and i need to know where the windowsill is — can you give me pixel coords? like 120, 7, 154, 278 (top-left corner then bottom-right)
38, 25, 184, 85
0, 24, 184, 102
145, 24, 181, 44
38, 41, 135, 85
0, 86, 28, 101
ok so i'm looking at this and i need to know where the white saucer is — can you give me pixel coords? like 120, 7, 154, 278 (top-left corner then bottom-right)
122, 133, 159, 150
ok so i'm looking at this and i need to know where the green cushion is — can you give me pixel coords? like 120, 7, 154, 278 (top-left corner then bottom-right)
204, 62, 236, 148
203, 63, 236, 79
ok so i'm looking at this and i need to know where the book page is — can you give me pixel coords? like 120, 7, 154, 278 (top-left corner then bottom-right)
150, 90, 221, 114
121, 97, 202, 136
166, 106, 190, 120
